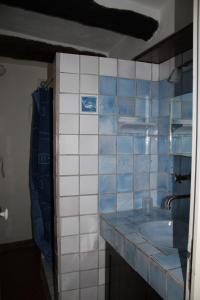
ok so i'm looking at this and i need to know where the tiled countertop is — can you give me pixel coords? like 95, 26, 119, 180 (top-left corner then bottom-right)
100, 208, 188, 300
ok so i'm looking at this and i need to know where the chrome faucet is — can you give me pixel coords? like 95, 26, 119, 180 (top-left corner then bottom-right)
165, 194, 190, 210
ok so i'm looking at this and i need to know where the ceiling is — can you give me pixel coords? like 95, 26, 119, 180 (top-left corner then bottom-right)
128, 0, 166, 9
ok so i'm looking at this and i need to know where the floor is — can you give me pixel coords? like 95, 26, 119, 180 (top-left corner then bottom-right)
0, 240, 52, 300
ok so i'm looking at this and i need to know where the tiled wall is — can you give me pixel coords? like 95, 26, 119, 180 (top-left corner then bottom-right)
54, 51, 192, 300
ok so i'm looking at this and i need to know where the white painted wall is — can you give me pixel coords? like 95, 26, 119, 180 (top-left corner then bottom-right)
0, 57, 47, 243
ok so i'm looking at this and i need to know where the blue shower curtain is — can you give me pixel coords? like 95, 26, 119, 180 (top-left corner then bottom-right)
30, 87, 53, 263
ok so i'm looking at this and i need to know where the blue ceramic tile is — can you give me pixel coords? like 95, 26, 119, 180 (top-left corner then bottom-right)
99, 136, 116, 155
135, 173, 150, 191
81, 96, 97, 113
134, 155, 150, 173
117, 192, 133, 211
99, 95, 116, 114
126, 232, 145, 244
118, 97, 135, 116
99, 156, 116, 174
159, 156, 170, 172
135, 99, 149, 118
117, 78, 136, 97
171, 102, 181, 119
159, 98, 170, 117
166, 276, 184, 300
171, 136, 181, 153
152, 252, 187, 270
134, 248, 149, 281
182, 136, 192, 153
138, 243, 160, 256
117, 155, 133, 173
124, 239, 136, 268
152, 99, 159, 117
149, 261, 166, 299
113, 229, 125, 256
137, 80, 151, 97
100, 76, 117, 95
99, 194, 116, 213
134, 136, 150, 154
150, 155, 158, 172
117, 174, 133, 193
168, 266, 186, 285
157, 190, 168, 207
181, 101, 192, 119
181, 93, 192, 102
158, 117, 170, 135
151, 137, 158, 154
151, 82, 159, 98
99, 115, 117, 134
150, 190, 158, 205
99, 175, 116, 193
182, 70, 193, 94
158, 137, 169, 154
157, 173, 168, 190
117, 136, 133, 154
150, 173, 157, 189
159, 80, 175, 98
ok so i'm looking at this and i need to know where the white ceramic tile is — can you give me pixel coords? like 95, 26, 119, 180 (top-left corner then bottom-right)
59, 94, 79, 114
80, 175, 98, 195
80, 135, 98, 154
152, 64, 159, 81
80, 215, 98, 234
61, 289, 79, 300
59, 135, 78, 154
59, 114, 79, 134
80, 251, 98, 271
80, 74, 98, 94
80, 287, 98, 300
80, 115, 98, 134
99, 58, 117, 76
61, 272, 79, 291
60, 53, 79, 73
59, 196, 79, 216
98, 268, 106, 285
59, 176, 79, 196
59, 156, 79, 175
60, 253, 79, 273
159, 59, 170, 80
136, 62, 152, 80
80, 269, 98, 288
118, 59, 135, 79
61, 235, 79, 254
60, 73, 79, 93
99, 251, 106, 268
80, 156, 98, 175
99, 236, 106, 250
98, 285, 106, 300
80, 195, 98, 215
60, 216, 79, 236
80, 55, 99, 74
80, 233, 98, 252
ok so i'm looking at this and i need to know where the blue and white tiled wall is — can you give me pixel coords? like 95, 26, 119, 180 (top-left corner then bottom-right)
54, 52, 192, 300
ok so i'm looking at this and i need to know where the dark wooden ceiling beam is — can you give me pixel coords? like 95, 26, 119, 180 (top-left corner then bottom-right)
0, 0, 158, 40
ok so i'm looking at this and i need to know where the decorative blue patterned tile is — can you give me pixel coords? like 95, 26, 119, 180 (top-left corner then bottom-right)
134, 155, 150, 173
99, 175, 116, 193
135, 99, 149, 118
100, 76, 117, 95
117, 155, 133, 173
81, 95, 97, 113
99, 115, 117, 134
166, 275, 184, 300
117, 192, 133, 211
159, 80, 175, 98
158, 137, 169, 154
137, 80, 151, 97
181, 101, 192, 119
149, 261, 166, 299
99, 136, 116, 155
117, 174, 133, 193
99, 156, 116, 174
117, 78, 136, 97
99, 95, 116, 114
117, 136, 133, 154
134, 136, 150, 154
118, 97, 135, 116
135, 173, 150, 191
99, 194, 116, 213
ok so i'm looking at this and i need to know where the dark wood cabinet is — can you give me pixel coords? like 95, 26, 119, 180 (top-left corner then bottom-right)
105, 243, 163, 300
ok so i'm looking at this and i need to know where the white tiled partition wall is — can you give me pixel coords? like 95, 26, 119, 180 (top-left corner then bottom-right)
54, 53, 159, 300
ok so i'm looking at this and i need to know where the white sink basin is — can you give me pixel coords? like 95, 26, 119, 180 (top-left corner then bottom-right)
139, 220, 188, 253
